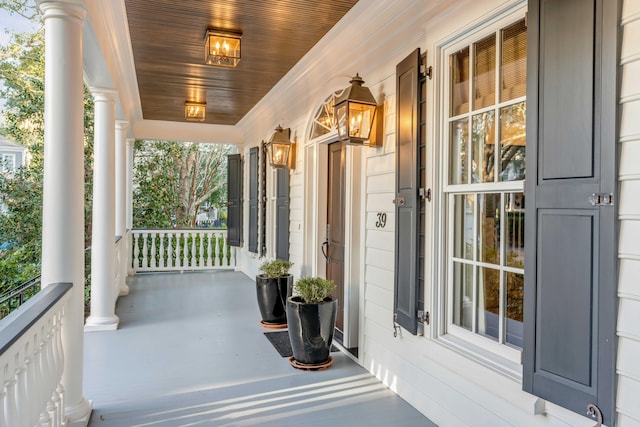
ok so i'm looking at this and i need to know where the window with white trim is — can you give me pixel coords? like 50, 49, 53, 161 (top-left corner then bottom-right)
1, 153, 16, 173
443, 14, 526, 361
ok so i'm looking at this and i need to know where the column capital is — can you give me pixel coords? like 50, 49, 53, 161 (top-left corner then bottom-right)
38, 1, 86, 23
116, 120, 129, 132
90, 87, 118, 103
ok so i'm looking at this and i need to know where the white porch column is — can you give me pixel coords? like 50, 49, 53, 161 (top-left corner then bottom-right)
126, 138, 134, 275
85, 89, 119, 331
115, 121, 129, 295
39, 0, 92, 423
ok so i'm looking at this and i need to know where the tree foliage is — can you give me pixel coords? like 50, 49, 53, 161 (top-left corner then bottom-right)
133, 140, 231, 228
0, 14, 95, 292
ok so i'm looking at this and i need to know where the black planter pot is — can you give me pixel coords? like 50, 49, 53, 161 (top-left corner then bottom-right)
256, 274, 292, 325
286, 296, 337, 365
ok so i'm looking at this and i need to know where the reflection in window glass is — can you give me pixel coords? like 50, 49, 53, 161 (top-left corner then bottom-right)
506, 272, 524, 348
505, 192, 525, 268
477, 266, 500, 341
453, 262, 474, 331
499, 102, 526, 182
450, 119, 468, 185
478, 193, 501, 265
453, 194, 474, 260
474, 34, 496, 110
450, 47, 470, 116
472, 111, 495, 183
501, 19, 527, 102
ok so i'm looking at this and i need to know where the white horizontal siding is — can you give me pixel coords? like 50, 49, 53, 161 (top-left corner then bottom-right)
617, 2, 640, 425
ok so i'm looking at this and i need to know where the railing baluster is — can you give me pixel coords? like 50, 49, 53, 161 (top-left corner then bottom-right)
183, 232, 189, 268
175, 232, 182, 268
142, 233, 148, 270
199, 231, 205, 267
167, 232, 174, 269
158, 232, 164, 269
207, 233, 213, 267
191, 232, 197, 267
150, 232, 157, 269
133, 232, 140, 270
4, 359, 18, 427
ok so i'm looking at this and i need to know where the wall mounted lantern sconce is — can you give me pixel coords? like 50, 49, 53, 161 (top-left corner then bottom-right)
204, 29, 241, 67
185, 101, 206, 122
265, 125, 296, 169
333, 73, 383, 147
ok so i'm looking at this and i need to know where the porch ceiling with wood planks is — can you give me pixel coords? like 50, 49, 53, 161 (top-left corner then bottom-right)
124, 0, 359, 126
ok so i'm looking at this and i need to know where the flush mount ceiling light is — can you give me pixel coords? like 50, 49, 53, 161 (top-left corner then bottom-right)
204, 29, 241, 68
185, 101, 206, 122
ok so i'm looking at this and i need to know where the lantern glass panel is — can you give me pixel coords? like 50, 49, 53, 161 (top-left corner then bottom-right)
348, 102, 376, 139
270, 143, 290, 168
335, 103, 349, 141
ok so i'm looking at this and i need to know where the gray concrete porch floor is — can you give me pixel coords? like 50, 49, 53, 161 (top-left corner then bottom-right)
84, 270, 437, 427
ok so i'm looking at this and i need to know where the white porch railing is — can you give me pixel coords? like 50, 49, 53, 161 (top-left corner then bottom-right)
131, 229, 235, 273
0, 282, 72, 427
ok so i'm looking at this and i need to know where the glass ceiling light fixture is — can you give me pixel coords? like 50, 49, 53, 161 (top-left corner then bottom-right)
204, 29, 241, 68
266, 125, 295, 169
185, 101, 206, 122
333, 73, 382, 146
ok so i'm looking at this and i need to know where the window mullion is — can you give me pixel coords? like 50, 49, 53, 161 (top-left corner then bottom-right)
467, 42, 474, 185
471, 193, 478, 334
498, 192, 506, 344
494, 29, 502, 184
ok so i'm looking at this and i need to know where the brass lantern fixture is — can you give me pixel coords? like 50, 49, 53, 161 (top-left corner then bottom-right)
333, 74, 379, 146
185, 101, 206, 122
266, 125, 295, 169
204, 29, 241, 67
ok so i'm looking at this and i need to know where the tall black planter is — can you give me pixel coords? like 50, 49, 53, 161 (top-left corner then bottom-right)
287, 296, 337, 365
256, 274, 292, 325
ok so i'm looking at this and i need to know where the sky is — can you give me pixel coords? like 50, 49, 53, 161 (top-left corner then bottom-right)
0, 7, 40, 121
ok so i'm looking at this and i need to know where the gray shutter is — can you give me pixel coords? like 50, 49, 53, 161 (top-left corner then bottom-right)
394, 48, 420, 334
523, 0, 618, 422
248, 147, 258, 253
275, 167, 290, 261
227, 153, 243, 247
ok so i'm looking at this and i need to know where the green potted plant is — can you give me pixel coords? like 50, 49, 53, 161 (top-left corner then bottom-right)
256, 259, 293, 328
286, 277, 337, 368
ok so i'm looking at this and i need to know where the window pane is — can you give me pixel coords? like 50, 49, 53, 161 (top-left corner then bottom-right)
499, 102, 526, 182
477, 266, 500, 341
473, 34, 496, 110
505, 272, 524, 348
450, 119, 468, 185
453, 194, 474, 260
472, 111, 495, 183
453, 262, 473, 331
501, 19, 527, 102
450, 47, 470, 116
478, 193, 500, 265
505, 192, 525, 268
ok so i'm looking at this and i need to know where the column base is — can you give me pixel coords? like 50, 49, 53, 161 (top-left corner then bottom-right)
119, 284, 130, 296
84, 315, 119, 332
66, 398, 92, 427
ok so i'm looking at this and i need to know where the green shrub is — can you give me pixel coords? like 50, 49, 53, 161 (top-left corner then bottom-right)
259, 259, 293, 278
294, 277, 335, 304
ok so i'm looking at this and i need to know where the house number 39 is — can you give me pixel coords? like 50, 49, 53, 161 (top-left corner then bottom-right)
375, 213, 387, 228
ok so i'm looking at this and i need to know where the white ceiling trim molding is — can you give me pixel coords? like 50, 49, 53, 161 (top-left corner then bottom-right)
132, 120, 243, 145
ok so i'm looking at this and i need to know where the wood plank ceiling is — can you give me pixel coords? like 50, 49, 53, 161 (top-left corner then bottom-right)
125, 0, 359, 125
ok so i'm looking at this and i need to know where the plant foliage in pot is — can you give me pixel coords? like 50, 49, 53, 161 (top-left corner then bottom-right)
256, 259, 293, 327
287, 277, 337, 367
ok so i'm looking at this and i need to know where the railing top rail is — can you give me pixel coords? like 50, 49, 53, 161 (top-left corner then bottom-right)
0, 276, 41, 303
0, 282, 72, 356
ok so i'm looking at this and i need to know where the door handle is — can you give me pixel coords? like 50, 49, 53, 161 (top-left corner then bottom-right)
321, 240, 329, 263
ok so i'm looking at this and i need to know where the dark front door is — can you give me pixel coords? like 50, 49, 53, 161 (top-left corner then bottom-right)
327, 141, 346, 332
